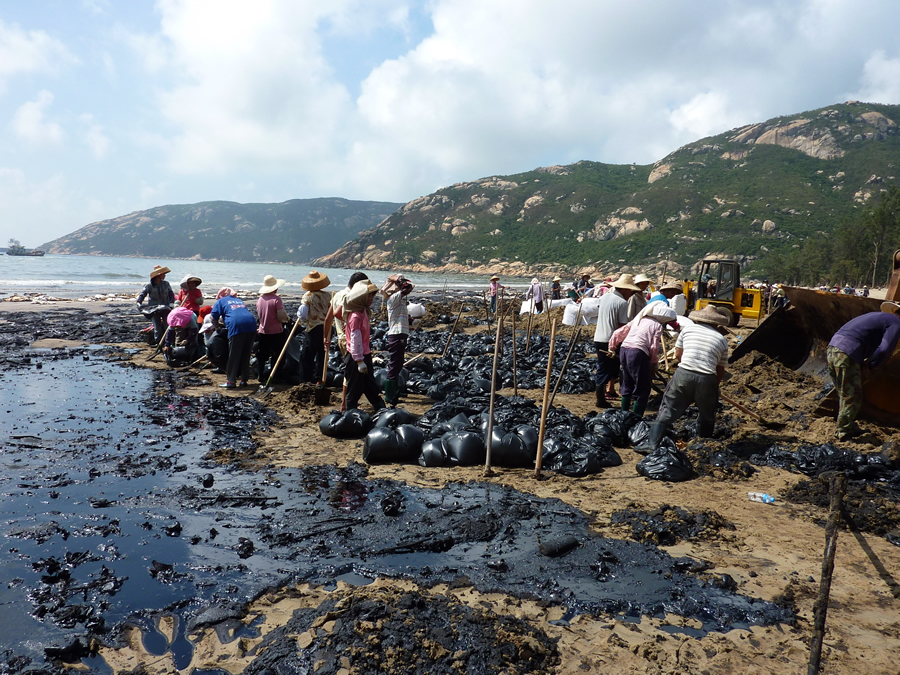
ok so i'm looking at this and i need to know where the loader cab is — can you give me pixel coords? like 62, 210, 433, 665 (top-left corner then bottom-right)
698, 259, 737, 303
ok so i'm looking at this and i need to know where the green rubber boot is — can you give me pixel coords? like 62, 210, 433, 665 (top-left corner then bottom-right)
384, 378, 398, 407
632, 399, 647, 417
620, 396, 632, 411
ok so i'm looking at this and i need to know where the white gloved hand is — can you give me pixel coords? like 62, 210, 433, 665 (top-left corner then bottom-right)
356, 361, 367, 375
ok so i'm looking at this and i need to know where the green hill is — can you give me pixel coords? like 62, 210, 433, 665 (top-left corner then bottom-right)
316, 101, 900, 284
42, 198, 403, 264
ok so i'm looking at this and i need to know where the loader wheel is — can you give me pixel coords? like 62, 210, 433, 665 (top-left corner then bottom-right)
717, 307, 735, 326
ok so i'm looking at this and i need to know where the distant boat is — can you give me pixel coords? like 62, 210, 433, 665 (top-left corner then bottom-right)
6, 238, 45, 257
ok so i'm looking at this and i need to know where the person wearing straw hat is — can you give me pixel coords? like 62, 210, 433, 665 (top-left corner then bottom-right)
825, 302, 900, 440
343, 280, 385, 411
381, 274, 414, 407
649, 280, 683, 306
211, 287, 257, 388
575, 273, 594, 299
636, 304, 730, 453
488, 275, 507, 314
297, 270, 332, 384
136, 265, 175, 343
175, 274, 204, 314
627, 273, 652, 320
592, 273, 641, 407
550, 276, 562, 300
256, 275, 291, 382
525, 277, 544, 313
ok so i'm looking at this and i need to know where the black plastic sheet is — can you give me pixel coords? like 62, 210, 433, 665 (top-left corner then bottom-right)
636, 440, 695, 482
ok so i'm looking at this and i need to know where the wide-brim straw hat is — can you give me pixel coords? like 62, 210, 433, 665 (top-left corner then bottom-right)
552, 276, 561, 282
633, 273, 652, 284
302, 270, 331, 291
689, 305, 729, 326
881, 301, 900, 315
610, 273, 641, 291
490, 275, 500, 281
150, 265, 170, 279
659, 281, 683, 292
259, 275, 285, 294
180, 274, 202, 286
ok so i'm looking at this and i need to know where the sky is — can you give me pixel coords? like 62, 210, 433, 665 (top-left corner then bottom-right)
2, 0, 900, 247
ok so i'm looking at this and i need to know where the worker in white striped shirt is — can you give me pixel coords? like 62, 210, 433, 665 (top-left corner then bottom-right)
637, 304, 730, 453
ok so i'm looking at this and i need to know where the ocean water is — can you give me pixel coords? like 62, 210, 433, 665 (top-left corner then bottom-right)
0, 254, 530, 298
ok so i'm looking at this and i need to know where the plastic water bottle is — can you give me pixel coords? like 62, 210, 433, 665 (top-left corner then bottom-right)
748, 492, 775, 504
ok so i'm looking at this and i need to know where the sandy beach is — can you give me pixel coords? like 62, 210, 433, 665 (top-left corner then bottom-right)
1, 297, 898, 674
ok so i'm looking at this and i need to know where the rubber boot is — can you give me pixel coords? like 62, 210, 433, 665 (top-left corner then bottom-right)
632, 398, 647, 417
595, 385, 610, 409
620, 396, 631, 411
635, 422, 665, 455
384, 379, 398, 408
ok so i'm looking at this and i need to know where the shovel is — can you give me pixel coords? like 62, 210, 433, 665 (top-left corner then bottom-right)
146, 325, 171, 361
719, 391, 786, 430
314, 351, 331, 406
255, 316, 303, 398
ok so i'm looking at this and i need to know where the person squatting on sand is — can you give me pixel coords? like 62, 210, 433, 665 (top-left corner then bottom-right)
175, 274, 204, 314
136, 265, 174, 342
343, 280, 385, 412
297, 271, 332, 384
637, 304, 730, 453
826, 300, 900, 440
211, 287, 257, 389
525, 277, 544, 313
382, 274, 414, 407
163, 305, 203, 365
592, 273, 641, 407
256, 275, 290, 382
610, 301, 678, 416
323, 272, 370, 411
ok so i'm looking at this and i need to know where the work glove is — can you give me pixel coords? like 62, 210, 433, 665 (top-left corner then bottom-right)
357, 361, 368, 375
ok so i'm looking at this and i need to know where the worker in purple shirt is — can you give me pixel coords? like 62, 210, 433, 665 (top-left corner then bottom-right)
826, 301, 900, 440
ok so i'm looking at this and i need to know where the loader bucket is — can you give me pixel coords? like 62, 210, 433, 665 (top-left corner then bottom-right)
730, 286, 900, 426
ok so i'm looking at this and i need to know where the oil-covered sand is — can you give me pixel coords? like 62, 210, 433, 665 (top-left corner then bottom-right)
1, 297, 899, 674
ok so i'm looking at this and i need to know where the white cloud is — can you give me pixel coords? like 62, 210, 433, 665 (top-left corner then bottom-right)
847, 51, 900, 104
0, 19, 76, 92
11, 90, 65, 145
80, 113, 111, 158
0, 167, 70, 245
670, 92, 748, 140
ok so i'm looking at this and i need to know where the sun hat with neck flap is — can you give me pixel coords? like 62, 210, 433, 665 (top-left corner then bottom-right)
259, 275, 285, 295
301, 270, 330, 291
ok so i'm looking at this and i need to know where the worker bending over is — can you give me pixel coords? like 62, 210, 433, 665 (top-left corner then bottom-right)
826, 301, 900, 440
637, 305, 730, 453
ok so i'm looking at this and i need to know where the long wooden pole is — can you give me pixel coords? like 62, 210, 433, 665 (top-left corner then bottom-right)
483, 309, 505, 476
808, 473, 846, 675
483, 290, 491, 332
441, 303, 465, 358
524, 300, 535, 354
549, 325, 583, 408
511, 302, 518, 397
534, 319, 558, 479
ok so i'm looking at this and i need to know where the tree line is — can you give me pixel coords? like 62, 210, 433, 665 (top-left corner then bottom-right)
762, 187, 900, 289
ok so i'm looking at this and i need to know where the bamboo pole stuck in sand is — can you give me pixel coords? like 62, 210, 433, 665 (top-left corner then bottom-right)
534, 318, 558, 479
511, 303, 518, 397
441, 303, 465, 358
808, 473, 846, 675
483, 291, 491, 332
483, 310, 505, 477
524, 301, 536, 354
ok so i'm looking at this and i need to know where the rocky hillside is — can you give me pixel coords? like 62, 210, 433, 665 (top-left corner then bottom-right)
315, 101, 900, 281
42, 198, 403, 264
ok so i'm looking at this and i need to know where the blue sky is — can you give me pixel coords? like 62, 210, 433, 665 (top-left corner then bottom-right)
2, 0, 900, 247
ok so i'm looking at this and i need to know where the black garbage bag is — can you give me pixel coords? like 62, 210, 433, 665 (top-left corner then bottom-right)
395, 424, 425, 459
207, 330, 229, 369
636, 441, 694, 482
542, 436, 621, 477
363, 427, 404, 463
490, 427, 535, 468
595, 409, 641, 447
442, 431, 485, 466
319, 409, 374, 439
419, 439, 448, 467
277, 332, 308, 385
375, 408, 417, 429
514, 425, 538, 457
627, 419, 651, 447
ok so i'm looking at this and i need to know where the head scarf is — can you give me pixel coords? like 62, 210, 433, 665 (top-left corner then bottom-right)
216, 287, 236, 300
